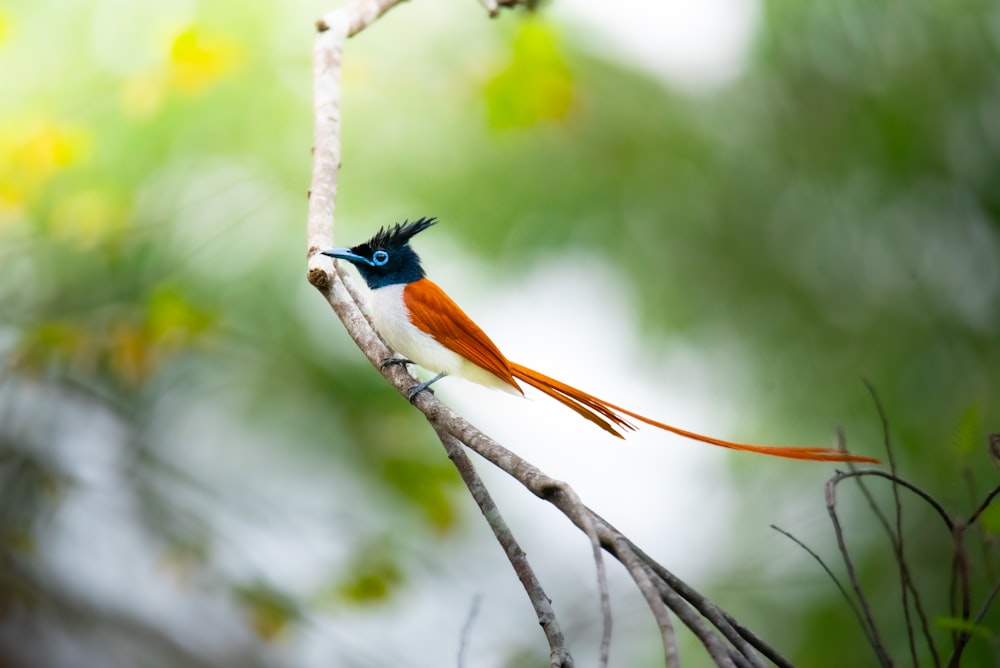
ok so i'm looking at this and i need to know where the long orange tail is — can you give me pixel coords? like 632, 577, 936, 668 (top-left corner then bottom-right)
508, 362, 879, 463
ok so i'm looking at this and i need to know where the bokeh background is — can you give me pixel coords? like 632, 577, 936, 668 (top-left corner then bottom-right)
1, 0, 998, 666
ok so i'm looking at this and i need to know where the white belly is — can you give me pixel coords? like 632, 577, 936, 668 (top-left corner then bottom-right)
367, 284, 516, 391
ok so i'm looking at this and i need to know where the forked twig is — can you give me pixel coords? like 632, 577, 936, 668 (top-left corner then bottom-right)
825, 437, 893, 666
791, 389, 1000, 668
861, 381, 937, 666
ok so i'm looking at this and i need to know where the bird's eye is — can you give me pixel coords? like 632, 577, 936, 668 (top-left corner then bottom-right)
372, 250, 389, 266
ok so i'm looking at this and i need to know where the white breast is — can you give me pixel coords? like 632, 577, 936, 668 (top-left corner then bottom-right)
367, 284, 517, 392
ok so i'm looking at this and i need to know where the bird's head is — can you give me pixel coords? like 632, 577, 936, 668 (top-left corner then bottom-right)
321, 217, 437, 289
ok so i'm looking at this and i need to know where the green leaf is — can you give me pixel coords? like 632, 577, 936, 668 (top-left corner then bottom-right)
950, 403, 981, 455
933, 616, 994, 640
484, 19, 573, 128
976, 500, 1000, 534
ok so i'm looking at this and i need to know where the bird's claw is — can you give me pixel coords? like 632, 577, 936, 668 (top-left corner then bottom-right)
404, 371, 446, 403
380, 356, 414, 370
406, 382, 435, 403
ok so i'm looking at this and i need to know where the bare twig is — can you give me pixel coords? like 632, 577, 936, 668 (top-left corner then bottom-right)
770, 525, 874, 649
945, 477, 1000, 666
831, 470, 954, 533
966, 484, 1000, 527
437, 430, 573, 667
551, 482, 613, 668
861, 381, 936, 667
825, 453, 893, 666
457, 593, 482, 668
613, 536, 679, 668
618, 539, 776, 667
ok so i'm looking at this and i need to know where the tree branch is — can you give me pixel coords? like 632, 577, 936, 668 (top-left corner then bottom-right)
436, 429, 573, 667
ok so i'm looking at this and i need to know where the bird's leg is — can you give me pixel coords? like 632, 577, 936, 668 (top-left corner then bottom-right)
380, 356, 414, 370
406, 372, 446, 403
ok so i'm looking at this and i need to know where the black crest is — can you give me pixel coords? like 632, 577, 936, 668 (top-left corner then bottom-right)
362, 217, 437, 251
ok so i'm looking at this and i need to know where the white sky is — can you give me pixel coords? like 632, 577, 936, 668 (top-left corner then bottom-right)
556, 0, 761, 92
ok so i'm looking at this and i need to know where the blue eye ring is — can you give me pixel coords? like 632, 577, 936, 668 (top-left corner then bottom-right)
371, 250, 389, 266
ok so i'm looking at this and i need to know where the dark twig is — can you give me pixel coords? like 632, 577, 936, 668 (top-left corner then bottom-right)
770, 525, 874, 648
966, 484, 1000, 528
949, 441, 1000, 665
825, 463, 893, 666
457, 593, 482, 668
831, 470, 954, 533
962, 468, 997, 585
977, 577, 1000, 625
861, 381, 934, 667
948, 522, 972, 668
945, 575, 1000, 667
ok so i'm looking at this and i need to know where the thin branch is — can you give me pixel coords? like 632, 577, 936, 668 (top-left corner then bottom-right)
825, 470, 893, 666
946, 441, 1000, 666
966, 484, 1000, 528
591, 514, 769, 667
626, 547, 776, 667
977, 577, 1000, 625
861, 381, 936, 667
830, 470, 954, 533
613, 536, 679, 668
948, 522, 972, 668
437, 430, 573, 667
457, 593, 482, 668
597, 522, 741, 667
549, 481, 613, 668
770, 525, 875, 648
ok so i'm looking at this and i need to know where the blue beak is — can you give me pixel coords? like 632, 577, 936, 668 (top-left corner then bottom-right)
320, 248, 373, 266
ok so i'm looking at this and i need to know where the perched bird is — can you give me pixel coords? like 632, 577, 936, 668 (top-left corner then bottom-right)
321, 218, 879, 463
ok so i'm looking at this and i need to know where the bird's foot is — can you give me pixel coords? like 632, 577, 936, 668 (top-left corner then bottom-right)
406, 382, 434, 403
380, 356, 414, 370
405, 372, 446, 404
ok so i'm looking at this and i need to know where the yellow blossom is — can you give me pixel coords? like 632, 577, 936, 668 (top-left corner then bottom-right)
168, 26, 242, 94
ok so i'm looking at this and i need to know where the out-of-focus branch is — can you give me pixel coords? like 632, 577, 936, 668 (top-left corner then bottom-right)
780, 392, 1000, 668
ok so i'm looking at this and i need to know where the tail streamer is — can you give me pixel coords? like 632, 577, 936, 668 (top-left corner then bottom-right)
509, 362, 879, 463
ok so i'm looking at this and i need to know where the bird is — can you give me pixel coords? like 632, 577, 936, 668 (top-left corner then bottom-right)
321, 217, 879, 463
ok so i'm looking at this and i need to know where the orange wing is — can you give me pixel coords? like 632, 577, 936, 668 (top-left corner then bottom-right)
403, 278, 519, 389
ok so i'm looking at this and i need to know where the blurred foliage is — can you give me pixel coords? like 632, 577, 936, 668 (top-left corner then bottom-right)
0, 0, 998, 665
331, 538, 404, 604
485, 20, 572, 127
234, 580, 301, 640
